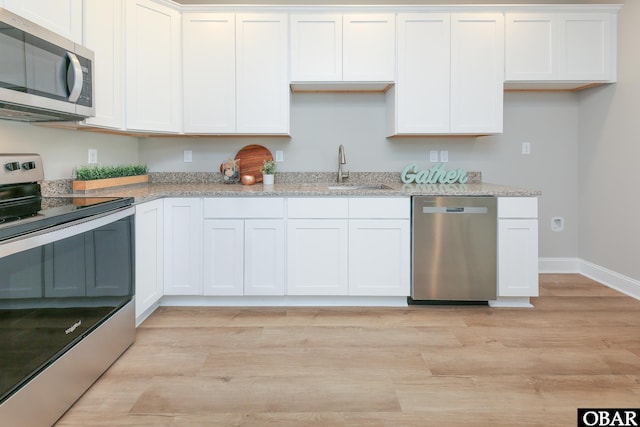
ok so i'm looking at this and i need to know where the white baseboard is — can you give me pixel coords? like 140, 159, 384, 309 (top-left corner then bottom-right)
539, 257, 579, 273
578, 259, 640, 300
160, 295, 409, 307
539, 257, 640, 300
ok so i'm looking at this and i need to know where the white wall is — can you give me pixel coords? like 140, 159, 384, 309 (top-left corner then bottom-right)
140, 92, 580, 258
578, 0, 640, 281
0, 121, 139, 180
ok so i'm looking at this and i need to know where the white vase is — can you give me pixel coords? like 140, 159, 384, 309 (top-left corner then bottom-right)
262, 174, 274, 185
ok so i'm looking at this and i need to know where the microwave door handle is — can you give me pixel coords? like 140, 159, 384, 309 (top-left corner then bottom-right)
66, 52, 83, 103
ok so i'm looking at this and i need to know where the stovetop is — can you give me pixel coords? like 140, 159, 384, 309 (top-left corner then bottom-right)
0, 196, 134, 242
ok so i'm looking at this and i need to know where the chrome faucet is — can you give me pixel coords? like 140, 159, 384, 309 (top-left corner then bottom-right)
337, 145, 349, 183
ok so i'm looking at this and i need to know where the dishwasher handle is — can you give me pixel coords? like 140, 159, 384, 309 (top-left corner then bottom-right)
422, 206, 488, 214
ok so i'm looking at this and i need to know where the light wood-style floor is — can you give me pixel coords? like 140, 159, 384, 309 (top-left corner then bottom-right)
56, 274, 640, 426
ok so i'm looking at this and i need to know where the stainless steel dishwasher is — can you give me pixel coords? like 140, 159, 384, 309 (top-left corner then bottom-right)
411, 196, 497, 303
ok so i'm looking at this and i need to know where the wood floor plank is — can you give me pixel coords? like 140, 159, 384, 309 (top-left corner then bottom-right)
129, 375, 401, 415
55, 275, 640, 426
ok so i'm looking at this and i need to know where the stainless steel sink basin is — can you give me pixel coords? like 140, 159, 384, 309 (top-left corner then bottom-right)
327, 184, 392, 190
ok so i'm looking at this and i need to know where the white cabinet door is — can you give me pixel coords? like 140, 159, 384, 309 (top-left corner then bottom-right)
287, 219, 348, 295
498, 219, 539, 297
236, 13, 289, 134
135, 199, 164, 320
348, 220, 410, 296
391, 13, 450, 134
164, 198, 202, 295
290, 14, 342, 81
450, 13, 504, 134
83, 0, 123, 129
342, 14, 395, 82
559, 13, 613, 81
290, 13, 394, 83
505, 12, 616, 86
125, 0, 181, 132
505, 13, 556, 81
182, 13, 236, 133
202, 220, 244, 296
4, 0, 82, 43
245, 220, 285, 296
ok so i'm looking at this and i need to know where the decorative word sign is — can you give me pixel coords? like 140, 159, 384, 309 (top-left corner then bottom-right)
401, 163, 468, 184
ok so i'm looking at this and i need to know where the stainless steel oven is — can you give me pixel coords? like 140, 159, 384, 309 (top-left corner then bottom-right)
0, 154, 135, 426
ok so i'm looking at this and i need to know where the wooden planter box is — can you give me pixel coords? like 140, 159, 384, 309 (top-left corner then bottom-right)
73, 175, 149, 192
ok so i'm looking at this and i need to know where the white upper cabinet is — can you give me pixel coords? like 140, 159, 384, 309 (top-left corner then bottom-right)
505, 14, 555, 81
505, 11, 617, 89
450, 13, 504, 134
389, 13, 450, 135
290, 14, 342, 81
290, 13, 395, 88
342, 14, 395, 82
83, 0, 123, 129
236, 13, 290, 134
3, 0, 82, 43
182, 13, 236, 133
183, 13, 289, 134
389, 12, 503, 135
125, 0, 182, 133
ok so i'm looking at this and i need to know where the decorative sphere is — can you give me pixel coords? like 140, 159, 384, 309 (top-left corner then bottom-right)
241, 174, 256, 185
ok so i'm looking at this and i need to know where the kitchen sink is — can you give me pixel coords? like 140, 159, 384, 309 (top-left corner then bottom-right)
327, 184, 393, 190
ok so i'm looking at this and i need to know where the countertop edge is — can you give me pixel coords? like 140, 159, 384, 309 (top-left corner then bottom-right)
50, 182, 542, 204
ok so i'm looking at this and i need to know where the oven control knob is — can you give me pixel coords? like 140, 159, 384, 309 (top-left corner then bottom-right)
21, 161, 37, 171
5, 162, 21, 171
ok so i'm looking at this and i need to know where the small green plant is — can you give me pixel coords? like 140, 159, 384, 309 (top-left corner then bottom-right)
261, 159, 276, 175
74, 164, 148, 181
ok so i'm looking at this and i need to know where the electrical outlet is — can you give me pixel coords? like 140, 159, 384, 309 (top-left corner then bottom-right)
440, 150, 449, 163
88, 149, 98, 164
275, 150, 284, 162
183, 150, 192, 163
551, 216, 564, 232
522, 142, 531, 155
429, 150, 439, 162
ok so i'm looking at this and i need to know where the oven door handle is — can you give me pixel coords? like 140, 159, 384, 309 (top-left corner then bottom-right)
0, 206, 134, 258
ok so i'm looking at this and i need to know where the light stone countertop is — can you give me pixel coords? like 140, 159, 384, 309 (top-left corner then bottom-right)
59, 181, 541, 203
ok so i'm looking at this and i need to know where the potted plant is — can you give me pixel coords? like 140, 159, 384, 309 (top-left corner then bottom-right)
72, 164, 149, 192
261, 159, 276, 185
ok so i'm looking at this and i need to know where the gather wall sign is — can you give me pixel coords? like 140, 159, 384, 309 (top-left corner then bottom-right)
401, 163, 468, 184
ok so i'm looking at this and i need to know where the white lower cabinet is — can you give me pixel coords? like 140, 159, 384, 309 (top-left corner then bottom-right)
134, 199, 164, 321
348, 220, 410, 296
202, 198, 285, 296
202, 219, 244, 296
287, 219, 349, 295
244, 220, 286, 295
287, 197, 410, 297
497, 197, 539, 298
164, 198, 202, 295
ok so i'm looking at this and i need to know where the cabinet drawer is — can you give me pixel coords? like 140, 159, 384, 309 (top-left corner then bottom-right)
498, 197, 538, 219
287, 198, 349, 218
203, 198, 285, 218
349, 198, 410, 219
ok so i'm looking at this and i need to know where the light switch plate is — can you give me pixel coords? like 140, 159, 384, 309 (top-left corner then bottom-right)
429, 150, 439, 162
522, 142, 531, 155
275, 150, 284, 162
88, 149, 98, 164
183, 150, 193, 163
440, 150, 449, 163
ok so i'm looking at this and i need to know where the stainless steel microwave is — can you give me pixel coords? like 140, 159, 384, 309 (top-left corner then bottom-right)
0, 8, 94, 122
